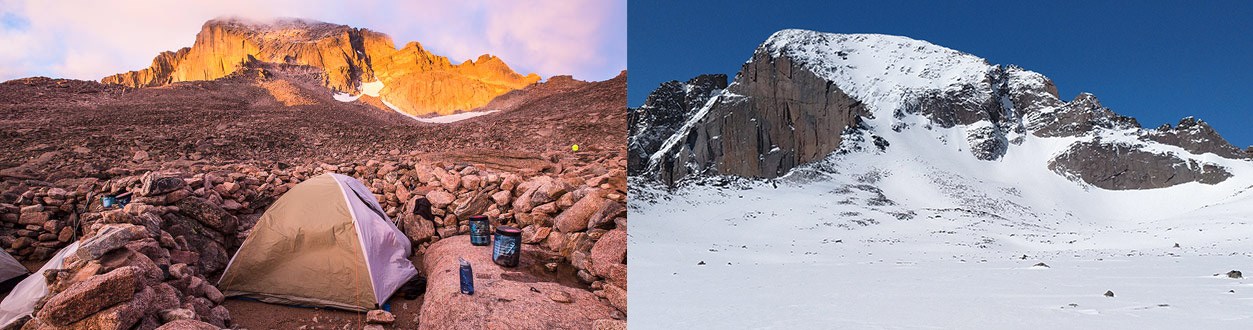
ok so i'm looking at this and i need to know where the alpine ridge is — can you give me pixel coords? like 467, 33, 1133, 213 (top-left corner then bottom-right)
102, 17, 540, 117
631, 29, 1249, 189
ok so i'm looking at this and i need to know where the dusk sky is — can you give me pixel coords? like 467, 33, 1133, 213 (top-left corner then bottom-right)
0, 0, 627, 82
629, 0, 1252, 147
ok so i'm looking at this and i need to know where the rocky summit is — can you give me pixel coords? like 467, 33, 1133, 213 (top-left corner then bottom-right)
631, 29, 1249, 189
102, 17, 540, 117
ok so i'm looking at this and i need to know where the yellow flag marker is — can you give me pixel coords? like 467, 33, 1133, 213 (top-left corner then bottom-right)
572, 144, 580, 152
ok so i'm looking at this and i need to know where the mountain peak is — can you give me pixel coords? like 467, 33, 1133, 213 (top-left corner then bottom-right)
203, 17, 352, 38
756, 29, 992, 115
1069, 92, 1103, 109
401, 41, 427, 52
102, 18, 540, 117
204, 16, 336, 28
1176, 115, 1202, 129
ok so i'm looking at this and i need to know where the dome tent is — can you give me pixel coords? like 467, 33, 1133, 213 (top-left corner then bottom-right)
218, 173, 417, 311
0, 242, 78, 328
0, 248, 28, 292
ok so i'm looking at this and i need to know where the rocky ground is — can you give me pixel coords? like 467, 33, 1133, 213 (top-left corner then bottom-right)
0, 66, 627, 329
220, 254, 428, 329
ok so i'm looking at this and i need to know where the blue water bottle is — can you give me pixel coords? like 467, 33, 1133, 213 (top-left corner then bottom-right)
458, 257, 474, 295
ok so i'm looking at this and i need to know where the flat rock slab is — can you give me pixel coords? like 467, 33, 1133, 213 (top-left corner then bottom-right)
419, 236, 614, 330
76, 224, 145, 262
36, 266, 139, 326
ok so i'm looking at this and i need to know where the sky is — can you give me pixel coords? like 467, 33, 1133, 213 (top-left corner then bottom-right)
0, 0, 627, 82
629, 0, 1253, 148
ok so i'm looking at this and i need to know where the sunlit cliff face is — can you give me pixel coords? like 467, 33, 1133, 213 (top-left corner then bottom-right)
103, 17, 541, 116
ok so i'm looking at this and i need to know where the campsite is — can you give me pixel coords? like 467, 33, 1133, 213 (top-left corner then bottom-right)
0, 29, 627, 328
0, 154, 626, 329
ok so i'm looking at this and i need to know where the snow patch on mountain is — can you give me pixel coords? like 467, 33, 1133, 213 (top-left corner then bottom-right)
360, 80, 384, 97
330, 80, 497, 123
410, 110, 500, 123
331, 80, 384, 102
332, 92, 360, 102
762, 30, 994, 115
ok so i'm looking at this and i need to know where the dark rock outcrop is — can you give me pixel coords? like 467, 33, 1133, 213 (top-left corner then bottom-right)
964, 121, 1010, 161
627, 74, 727, 174
174, 197, 238, 235
1048, 141, 1232, 190
1144, 117, 1246, 159
902, 75, 1007, 129
1027, 93, 1140, 138
649, 49, 870, 184
139, 172, 187, 197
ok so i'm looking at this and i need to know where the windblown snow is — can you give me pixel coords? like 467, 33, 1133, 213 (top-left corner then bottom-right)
631, 30, 1253, 329
763, 29, 994, 114
646, 90, 735, 168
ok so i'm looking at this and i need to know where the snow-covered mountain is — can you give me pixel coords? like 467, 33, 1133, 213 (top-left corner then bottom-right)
629, 30, 1253, 328
632, 29, 1247, 188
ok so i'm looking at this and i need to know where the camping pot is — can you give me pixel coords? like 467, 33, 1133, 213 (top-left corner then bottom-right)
492, 226, 522, 267
101, 196, 116, 208
458, 257, 474, 295
468, 215, 490, 246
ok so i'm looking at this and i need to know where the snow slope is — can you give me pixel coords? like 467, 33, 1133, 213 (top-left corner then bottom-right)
332, 80, 498, 123
630, 132, 1253, 328
630, 30, 1253, 329
409, 110, 500, 123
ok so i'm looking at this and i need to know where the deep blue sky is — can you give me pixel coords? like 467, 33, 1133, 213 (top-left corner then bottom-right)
629, 0, 1252, 148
